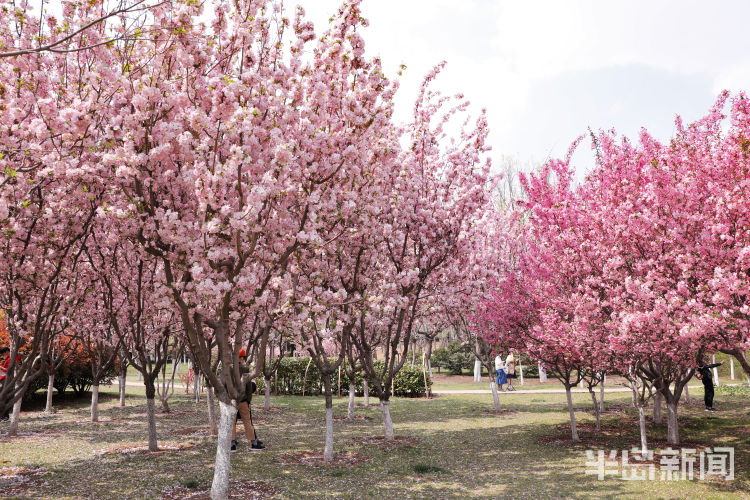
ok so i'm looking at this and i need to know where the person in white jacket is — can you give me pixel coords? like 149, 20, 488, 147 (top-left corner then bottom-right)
494, 354, 507, 391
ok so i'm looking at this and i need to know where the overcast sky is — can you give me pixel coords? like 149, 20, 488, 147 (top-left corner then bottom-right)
300, 0, 750, 179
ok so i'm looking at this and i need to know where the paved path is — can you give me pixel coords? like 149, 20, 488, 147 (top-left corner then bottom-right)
121, 380, 743, 396
432, 384, 711, 395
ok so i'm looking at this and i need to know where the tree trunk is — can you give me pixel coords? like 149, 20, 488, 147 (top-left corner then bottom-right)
363, 379, 369, 407
45, 374, 54, 413
490, 381, 501, 412
666, 401, 679, 445
425, 338, 434, 378
538, 362, 547, 383
194, 372, 201, 404
264, 376, 271, 411
599, 376, 605, 412
347, 381, 355, 419
519, 357, 524, 386
90, 385, 100, 422
637, 405, 648, 454
8, 395, 22, 436
712, 354, 720, 386
160, 397, 171, 414
207, 386, 218, 436
683, 383, 691, 403
380, 399, 394, 441
210, 400, 237, 500
653, 392, 663, 424
473, 359, 482, 382
589, 388, 601, 432
565, 385, 579, 442
730, 357, 735, 380
322, 373, 335, 461
146, 397, 158, 452
119, 371, 127, 407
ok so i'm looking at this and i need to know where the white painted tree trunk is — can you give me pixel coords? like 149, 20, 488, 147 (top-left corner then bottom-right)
637, 405, 648, 454
519, 358, 524, 385
712, 355, 720, 386
565, 386, 579, 442
90, 385, 100, 422
653, 392, 663, 424
8, 396, 22, 436
363, 380, 369, 407
473, 359, 482, 382
207, 386, 218, 435
119, 374, 126, 407
324, 405, 335, 461
666, 401, 679, 445
683, 384, 691, 403
264, 377, 271, 411
380, 400, 394, 441
146, 397, 158, 452
599, 378, 605, 412
210, 401, 237, 500
730, 357, 735, 379
347, 382, 356, 419
490, 381, 501, 411
45, 374, 54, 413
538, 363, 547, 383
194, 374, 201, 404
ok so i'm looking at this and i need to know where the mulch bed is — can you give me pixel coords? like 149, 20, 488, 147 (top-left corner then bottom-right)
94, 441, 197, 456
346, 435, 420, 450
538, 422, 711, 450
277, 450, 370, 467
161, 480, 278, 499
0, 466, 47, 497
254, 407, 286, 413
0, 428, 60, 441
171, 426, 212, 437
69, 418, 130, 425
333, 415, 373, 421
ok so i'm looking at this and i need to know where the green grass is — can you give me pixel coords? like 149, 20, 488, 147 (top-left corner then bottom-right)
1, 383, 748, 499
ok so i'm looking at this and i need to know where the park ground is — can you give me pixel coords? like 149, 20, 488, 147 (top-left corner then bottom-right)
1, 373, 749, 499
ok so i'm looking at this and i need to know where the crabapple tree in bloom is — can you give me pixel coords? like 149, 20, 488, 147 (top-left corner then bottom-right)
83, 0, 401, 495
0, 0, 115, 418
350, 64, 494, 441
86, 230, 177, 451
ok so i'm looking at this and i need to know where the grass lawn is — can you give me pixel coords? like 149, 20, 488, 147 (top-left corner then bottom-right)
1, 383, 748, 499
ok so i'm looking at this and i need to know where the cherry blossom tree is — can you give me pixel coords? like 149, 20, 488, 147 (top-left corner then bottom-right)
351, 64, 494, 441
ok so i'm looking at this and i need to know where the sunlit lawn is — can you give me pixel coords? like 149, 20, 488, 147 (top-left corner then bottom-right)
1, 381, 748, 499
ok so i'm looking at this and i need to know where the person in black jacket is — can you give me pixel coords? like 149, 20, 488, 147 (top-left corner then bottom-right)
695, 358, 723, 412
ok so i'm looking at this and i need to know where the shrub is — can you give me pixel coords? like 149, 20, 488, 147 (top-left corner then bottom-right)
256, 357, 431, 397
430, 348, 450, 373
445, 342, 473, 375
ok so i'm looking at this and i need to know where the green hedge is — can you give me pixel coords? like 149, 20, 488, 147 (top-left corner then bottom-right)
257, 357, 431, 397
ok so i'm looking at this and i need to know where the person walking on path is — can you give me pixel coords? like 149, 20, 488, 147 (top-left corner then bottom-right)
494, 354, 507, 391
505, 352, 517, 391
231, 349, 265, 451
696, 358, 724, 412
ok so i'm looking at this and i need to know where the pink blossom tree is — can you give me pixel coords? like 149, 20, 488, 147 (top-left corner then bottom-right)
350, 64, 494, 440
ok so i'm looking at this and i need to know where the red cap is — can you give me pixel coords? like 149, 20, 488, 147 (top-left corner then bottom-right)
239, 349, 246, 358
